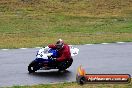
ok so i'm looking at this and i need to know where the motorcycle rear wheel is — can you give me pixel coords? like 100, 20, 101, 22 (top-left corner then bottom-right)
58, 58, 73, 71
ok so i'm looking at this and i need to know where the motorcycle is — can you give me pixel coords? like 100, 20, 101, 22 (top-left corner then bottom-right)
28, 45, 79, 73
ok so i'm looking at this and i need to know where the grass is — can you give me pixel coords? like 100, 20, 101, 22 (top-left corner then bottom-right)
0, 0, 132, 49
0, 1, 131, 87
6, 81, 132, 88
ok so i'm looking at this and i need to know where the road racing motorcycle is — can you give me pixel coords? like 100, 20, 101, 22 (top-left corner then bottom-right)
28, 45, 79, 73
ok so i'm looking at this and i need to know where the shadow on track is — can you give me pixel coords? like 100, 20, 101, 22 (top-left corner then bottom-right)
28, 70, 73, 78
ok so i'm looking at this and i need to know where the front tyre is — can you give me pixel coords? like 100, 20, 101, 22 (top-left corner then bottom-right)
28, 61, 37, 73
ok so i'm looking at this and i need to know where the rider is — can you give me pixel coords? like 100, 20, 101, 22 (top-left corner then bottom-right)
48, 39, 72, 63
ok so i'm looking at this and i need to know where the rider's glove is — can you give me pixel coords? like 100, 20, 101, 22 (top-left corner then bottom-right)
51, 57, 56, 61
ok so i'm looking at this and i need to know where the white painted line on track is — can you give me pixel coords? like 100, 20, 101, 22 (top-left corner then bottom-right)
101, 43, 110, 45
1, 49, 9, 51
0, 42, 130, 50
19, 48, 27, 50
116, 42, 125, 44
85, 44, 94, 45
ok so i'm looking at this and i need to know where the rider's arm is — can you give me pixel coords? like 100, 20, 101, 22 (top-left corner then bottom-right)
48, 44, 56, 49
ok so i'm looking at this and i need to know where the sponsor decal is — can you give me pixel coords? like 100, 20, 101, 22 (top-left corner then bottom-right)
76, 66, 131, 85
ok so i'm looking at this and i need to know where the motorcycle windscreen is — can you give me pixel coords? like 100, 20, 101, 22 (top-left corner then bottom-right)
70, 46, 79, 56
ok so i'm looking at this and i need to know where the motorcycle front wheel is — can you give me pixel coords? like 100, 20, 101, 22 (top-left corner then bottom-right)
28, 61, 38, 73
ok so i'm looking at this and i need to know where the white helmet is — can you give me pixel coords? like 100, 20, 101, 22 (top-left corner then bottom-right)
56, 39, 64, 50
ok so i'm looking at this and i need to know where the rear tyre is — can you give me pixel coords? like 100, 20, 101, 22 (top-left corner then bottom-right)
28, 61, 38, 73
58, 58, 73, 71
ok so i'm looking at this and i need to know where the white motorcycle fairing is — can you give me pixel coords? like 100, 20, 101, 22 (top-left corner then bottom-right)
36, 45, 79, 59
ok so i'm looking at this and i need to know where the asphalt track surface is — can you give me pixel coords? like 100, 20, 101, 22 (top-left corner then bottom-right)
0, 42, 132, 87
